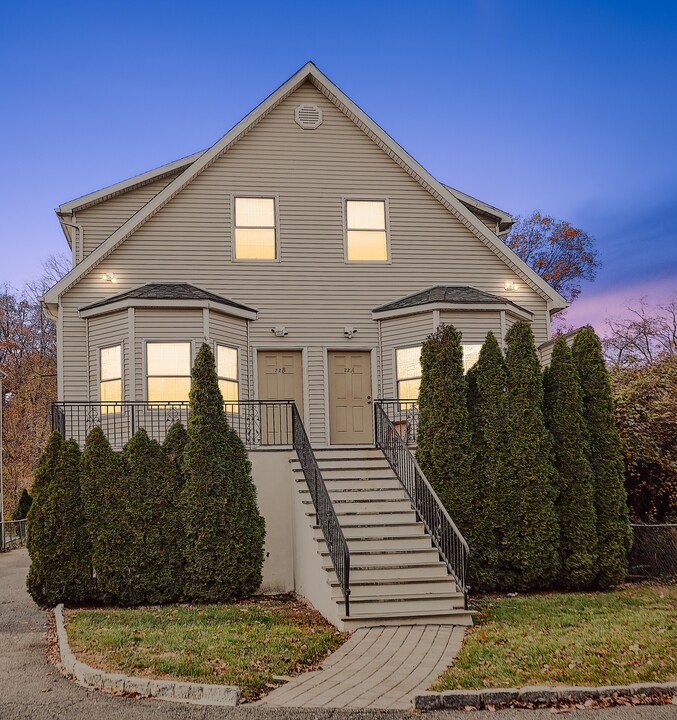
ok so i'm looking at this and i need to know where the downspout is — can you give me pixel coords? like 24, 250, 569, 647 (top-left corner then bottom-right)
59, 219, 84, 265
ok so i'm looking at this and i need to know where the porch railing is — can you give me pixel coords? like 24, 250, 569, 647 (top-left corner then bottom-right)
1, 519, 27, 552
376, 399, 419, 446
291, 404, 350, 616
374, 400, 469, 606
51, 400, 294, 450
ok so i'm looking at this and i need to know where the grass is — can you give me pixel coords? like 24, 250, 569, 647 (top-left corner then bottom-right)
64, 596, 347, 701
432, 583, 677, 691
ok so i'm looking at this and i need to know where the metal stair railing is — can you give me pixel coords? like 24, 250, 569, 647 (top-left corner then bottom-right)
374, 400, 469, 607
291, 404, 351, 616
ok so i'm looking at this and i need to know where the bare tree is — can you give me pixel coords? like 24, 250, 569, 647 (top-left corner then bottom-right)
603, 295, 677, 367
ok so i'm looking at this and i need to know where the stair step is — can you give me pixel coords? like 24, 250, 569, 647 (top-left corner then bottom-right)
341, 609, 473, 629
291, 449, 385, 461
330, 574, 456, 589
348, 563, 449, 580
337, 594, 465, 615
302, 498, 412, 513
326, 522, 426, 538
300, 478, 402, 491
299, 488, 406, 502
321, 548, 440, 565
295, 468, 397, 480
320, 511, 418, 525
344, 536, 433, 551
331, 579, 460, 598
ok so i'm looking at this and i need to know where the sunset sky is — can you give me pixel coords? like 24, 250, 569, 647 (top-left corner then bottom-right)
1, 0, 675, 332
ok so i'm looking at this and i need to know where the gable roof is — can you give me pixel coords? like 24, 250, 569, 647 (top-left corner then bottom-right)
43, 62, 568, 311
374, 285, 528, 313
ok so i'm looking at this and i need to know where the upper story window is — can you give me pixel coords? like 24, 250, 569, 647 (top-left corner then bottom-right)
100, 345, 122, 406
217, 344, 239, 403
345, 199, 389, 262
396, 343, 484, 399
234, 197, 277, 260
147, 342, 191, 402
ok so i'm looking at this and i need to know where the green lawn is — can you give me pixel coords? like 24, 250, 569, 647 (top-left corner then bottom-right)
432, 584, 677, 691
65, 597, 347, 701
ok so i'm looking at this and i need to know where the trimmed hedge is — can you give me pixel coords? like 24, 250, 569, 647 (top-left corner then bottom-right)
573, 326, 632, 588
502, 321, 559, 590
544, 336, 597, 589
26, 438, 95, 606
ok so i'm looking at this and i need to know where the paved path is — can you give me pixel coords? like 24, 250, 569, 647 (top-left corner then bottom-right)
260, 624, 465, 709
2, 548, 676, 720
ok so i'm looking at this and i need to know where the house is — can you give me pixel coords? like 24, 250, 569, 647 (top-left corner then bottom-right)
42, 63, 568, 629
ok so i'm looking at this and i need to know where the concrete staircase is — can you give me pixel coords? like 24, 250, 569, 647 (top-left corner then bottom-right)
292, 449, 473, 630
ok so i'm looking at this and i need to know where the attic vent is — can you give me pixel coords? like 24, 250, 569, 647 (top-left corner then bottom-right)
294, 104, 323, 130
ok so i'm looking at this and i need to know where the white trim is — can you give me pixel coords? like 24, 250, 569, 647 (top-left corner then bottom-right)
57, 306, 64, 401
202, 308, 210, 341
230, 193, 281, 263
323, 346, 377, 447
79, 297, 257, 321
500, 309, 506, 351
342, 196, 392, 265
128, 308, 136, 400
44, 63, 568, 310
432, 309, 440, 330
56, 151, 206, 214
372, 301, 533, 321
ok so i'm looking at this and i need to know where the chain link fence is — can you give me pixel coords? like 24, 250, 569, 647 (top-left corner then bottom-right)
629, 523, 677, 579
1, 519, 27, 552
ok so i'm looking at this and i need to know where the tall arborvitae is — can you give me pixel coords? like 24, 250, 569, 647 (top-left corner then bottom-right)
502, 321, 559, 590
416, 324, 473, 533
544, 336, 597, 588
26, 440, 95, 606
182, 343, 237, 601
572, 326, 632, 588
81, 427, 133, 604
227, 426, 266, 595
466, 332, 507, 591
124, 429, 184, 604
26, 431, 63, 605
163, 422, 188, 484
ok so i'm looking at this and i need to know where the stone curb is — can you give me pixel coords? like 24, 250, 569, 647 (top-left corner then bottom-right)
53, 604, 241, 706
414, 682, 677, 711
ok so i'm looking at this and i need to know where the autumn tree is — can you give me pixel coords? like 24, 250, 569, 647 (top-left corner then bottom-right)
503, 212, 600, 303
0, 254, 69, 517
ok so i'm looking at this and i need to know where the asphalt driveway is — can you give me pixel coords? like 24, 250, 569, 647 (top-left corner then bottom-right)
1, 548, 675, 720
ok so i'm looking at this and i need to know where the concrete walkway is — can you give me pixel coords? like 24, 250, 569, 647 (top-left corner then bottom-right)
259, 624, 465, 709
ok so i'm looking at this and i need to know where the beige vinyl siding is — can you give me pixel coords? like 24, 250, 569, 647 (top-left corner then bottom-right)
438, 310, 502, 343
75, 174, 180, 258
58, 81, 551, 444
87, 311, 129, 402
380, 313, 435, 398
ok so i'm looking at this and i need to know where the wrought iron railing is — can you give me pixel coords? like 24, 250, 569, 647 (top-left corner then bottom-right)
376, 399, 419, 446
374, 400, 469, 606
291, 404, 350, 616
52, 400, 294, 450
1, 519, 27, 551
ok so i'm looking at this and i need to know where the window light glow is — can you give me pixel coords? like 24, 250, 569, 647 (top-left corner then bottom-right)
346, 200, 388, 262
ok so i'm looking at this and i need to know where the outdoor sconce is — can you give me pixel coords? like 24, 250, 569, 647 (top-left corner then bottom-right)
504, 281, 519, 291
271, 326, 288, 337
101, 272, 117, 284
343, 326, 358, 339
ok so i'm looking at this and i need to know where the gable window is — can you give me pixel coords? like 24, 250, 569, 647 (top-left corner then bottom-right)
234, 197, 277, 260
147, 342, 191, 402
345, 199, 388, 262
217, 344, 239, 403
100, 345, 122, 407
395, 343, 484, 399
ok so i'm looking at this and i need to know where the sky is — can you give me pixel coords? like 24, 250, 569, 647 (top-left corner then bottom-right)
1, 0, 676, 332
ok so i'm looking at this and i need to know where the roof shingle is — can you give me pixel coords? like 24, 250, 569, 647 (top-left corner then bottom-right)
373, 285, 530, 315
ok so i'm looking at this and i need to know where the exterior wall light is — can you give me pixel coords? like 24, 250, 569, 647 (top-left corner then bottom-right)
101, 273, 117, 283
271, 326, 288, 337
504, 281, 519, 291
343, 326, 358, 339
